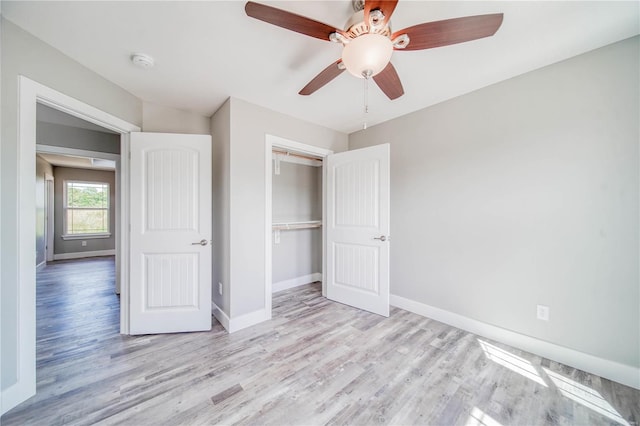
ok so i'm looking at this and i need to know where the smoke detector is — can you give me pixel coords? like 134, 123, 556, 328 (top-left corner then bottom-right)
131, 53, 154, 69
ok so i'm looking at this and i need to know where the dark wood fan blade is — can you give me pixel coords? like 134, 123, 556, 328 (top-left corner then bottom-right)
373, 62, 404, 100
245, 1, 346, 42
364, 0, 399, 28
299, 60, 345, 95
392, 13, 503, 51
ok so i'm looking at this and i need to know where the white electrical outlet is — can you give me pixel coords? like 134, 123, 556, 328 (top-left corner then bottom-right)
218, 282, 223, 295
537, 304, 550, 321
81, 241, 87, 247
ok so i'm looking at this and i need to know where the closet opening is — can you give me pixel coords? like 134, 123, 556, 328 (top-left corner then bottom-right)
264, 135, 333, 318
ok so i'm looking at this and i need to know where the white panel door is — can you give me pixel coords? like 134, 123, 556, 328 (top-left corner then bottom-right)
130, 132, 212, 334
326, 143, 390, 316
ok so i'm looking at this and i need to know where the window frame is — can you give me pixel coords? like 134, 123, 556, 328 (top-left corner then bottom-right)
62, 179, 112, 240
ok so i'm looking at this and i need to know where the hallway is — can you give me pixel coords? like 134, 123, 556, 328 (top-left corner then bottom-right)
36, 257, 120, 349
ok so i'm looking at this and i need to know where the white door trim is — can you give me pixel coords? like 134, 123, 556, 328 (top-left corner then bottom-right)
4, 76, 139, 415
264, 135, 333, 318
36, 144, 121, 161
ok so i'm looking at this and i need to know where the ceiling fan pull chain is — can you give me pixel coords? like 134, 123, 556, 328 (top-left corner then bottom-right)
363, 75, 369, 130
364, 76, 369, 114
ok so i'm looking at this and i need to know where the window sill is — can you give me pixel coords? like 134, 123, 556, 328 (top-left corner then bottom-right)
62, 233, 111, 240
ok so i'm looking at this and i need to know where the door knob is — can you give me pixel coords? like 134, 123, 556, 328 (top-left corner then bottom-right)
192, 239, 208, 246
373, 235, 387, 242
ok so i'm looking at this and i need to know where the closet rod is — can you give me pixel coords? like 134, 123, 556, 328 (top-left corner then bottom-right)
272, 149, 323, 162
272, 220, 322, 231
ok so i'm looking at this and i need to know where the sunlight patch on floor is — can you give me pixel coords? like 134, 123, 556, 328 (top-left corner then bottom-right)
478, 339, 547, 387
465, 407, 503, 426
543, 368, 629, 426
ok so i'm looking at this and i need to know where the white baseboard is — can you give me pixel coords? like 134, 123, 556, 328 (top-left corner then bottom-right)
211, 303, 270, 334
390, 294, 640, 390
1, 380, 34, 416
53, 249, 115, 260
211, 301, 230, 331
228, 308, 270, 333
273, 273, 322, 293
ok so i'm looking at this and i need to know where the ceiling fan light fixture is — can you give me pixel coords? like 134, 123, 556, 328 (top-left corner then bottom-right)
342, 34, 393, 78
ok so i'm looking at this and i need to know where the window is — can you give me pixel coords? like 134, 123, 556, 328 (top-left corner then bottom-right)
63, 180, 110, 239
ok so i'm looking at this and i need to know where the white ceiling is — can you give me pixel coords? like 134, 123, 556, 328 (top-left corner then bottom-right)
4, 1, 638, 134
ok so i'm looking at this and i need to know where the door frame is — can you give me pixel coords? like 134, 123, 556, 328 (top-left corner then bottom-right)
264, 134, 333, 317
5, 76, 139, 414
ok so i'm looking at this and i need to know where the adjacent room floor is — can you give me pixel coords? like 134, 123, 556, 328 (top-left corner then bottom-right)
2, 257, 638, 425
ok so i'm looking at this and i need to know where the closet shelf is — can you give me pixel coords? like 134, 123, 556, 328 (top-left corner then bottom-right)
272, 220, 322, 231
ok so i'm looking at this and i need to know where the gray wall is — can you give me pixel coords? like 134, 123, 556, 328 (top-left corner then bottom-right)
53, 167, 116, 255
211, 97, 348, 319
272, 161, 322, 283
229, 98, 348, 317
210, 99, 231, 314
143, 101, 211, 135
37, 121, 120, 154
35, 155, 53, 266
349, 36, 639, 369
1, 17, 142, 391
272, 161, 322, 223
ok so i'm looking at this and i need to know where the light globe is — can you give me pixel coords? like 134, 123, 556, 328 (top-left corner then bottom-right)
342, 34, 393, 78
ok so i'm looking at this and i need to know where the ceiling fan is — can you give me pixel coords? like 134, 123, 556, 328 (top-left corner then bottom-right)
245, 0, 503, 100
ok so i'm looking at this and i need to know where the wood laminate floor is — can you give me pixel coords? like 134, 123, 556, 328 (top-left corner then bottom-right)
2, 257, 638, 425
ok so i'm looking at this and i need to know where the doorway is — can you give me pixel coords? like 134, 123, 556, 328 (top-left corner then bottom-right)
265, 137, 392, 323
264, 135, 333, 317
3, 76, 140, 414
33, 102, 122, 410
36, 100, 122, 287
